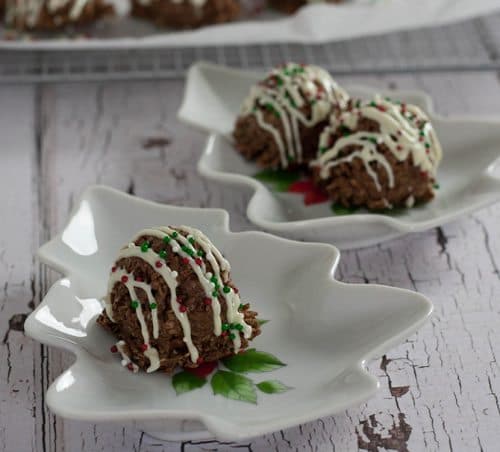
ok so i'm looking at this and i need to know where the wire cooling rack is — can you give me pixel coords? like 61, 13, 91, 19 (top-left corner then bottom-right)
0, 13, 499, 82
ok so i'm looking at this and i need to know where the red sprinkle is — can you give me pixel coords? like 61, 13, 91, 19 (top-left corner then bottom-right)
110, 345, 118, 353
126, 363, 134, 371
195, 258, 203, 266
135, 276, 144, 283
377, 106, 387, 112
179, 305, 187, 313
233, 287, 239, 294
184, 361, 217, 378
182, 257, 190, 265
140, 344, 148, 352
419, 136, 424, 142
111, 266, 117, 273
204, 297, 212, 306
397, 130, 403, 136
222, 331, 228, 337
121, 275, 128, 283
197, 357, 204, 364
288, 179, 315, 194
155, 261, 162, 268
397, 145, 403, 151
304, 188, 330, 206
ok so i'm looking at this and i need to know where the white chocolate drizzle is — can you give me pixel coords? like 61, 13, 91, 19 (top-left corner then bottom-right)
311, 95, 442, 196
115, 340, 139, 373
239, 63, 349, 168
104, 226, 252, 372
5, 0, 93, 28
136, 0, 208, 9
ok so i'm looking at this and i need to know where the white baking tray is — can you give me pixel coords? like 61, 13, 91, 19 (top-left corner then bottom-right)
1, 0, 499, 50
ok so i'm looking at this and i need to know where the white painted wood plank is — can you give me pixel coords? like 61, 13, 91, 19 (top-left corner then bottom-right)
0, 85, 40, 452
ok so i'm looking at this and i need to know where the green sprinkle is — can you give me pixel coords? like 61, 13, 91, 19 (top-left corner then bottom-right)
222, 323, 230, 331
229, 333, 236, 340
276, 76, 283, 86
425, 143, 431, 148
385, 96, 391, 102
182, 245, 195, 256
419, 131, 425, 136
368, 137, 378, 145
210, 276, 218, 284
163, 236, 171, 244
159, 250, 167, 259
150, 302, 157, 309
188, 237, 195, 245
340, 125, 351, 136
239, 303, 244, 310
197, 249, 205, 257
319, 146, 327, 154
370, 101, 377, 107
171, 231, 178, 238
212, 290, 218, 297
235, 324, 244, 331
223, 286, 231, 294
140, 242, 149, 252
434, 183, 440, 189
356, 100, 362, 108
130, 300, 139, 309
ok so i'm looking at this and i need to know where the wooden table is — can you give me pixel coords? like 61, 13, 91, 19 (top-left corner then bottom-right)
1, 69, 500, 451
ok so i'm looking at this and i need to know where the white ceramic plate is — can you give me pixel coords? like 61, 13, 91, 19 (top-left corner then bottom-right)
179, 62, 500, 249
25, 185, 431, 441
1, 0, 499, 49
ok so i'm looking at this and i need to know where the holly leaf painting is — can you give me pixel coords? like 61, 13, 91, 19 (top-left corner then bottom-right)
184, 361, 218, 378
172, 371, 207, 395
222, 349, 286, 373
256, 380, 293, 394
331, 203, 359, 216
254, 169, 301, 192
211, 370, 257, 404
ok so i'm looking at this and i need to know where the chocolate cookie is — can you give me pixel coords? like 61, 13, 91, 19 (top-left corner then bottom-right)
4, 0, 114, 31
310, 97, 442, 210
130, 0, 240, 29
97, 226, 260, 374
233, 62, 349, 170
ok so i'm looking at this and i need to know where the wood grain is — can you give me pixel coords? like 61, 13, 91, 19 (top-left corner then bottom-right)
1, 71, 500, 451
